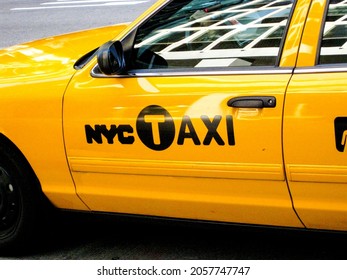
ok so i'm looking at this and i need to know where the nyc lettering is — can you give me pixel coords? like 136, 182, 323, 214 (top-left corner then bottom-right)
85, 124, 134, 144
85, 105, 235, 151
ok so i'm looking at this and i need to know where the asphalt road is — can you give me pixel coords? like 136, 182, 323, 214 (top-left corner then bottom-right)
0, 0, 156, 49
2, 211, 347, 260
1, 0, 347, 260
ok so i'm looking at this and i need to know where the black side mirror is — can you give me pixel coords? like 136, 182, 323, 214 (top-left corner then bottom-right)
97, 41, 126, 75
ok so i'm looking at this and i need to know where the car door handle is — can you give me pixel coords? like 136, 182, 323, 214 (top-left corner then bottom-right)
227, 96, 276, 108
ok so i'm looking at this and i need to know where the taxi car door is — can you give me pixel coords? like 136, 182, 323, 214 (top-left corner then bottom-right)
63, 0, 308, 227
284, 0, 347, 230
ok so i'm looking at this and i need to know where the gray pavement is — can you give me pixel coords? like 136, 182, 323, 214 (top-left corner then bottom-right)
0, 0, 156, 49
2, 212, 347, 260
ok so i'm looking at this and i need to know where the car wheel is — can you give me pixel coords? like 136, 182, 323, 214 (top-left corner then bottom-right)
0, 146, 46, 252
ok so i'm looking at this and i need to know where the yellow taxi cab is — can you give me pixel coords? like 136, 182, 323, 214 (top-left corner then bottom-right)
0, 0, 346, 251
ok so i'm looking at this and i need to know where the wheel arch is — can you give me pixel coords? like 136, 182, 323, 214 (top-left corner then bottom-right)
0, 132, 56, 252
0, 132, 88, 211
0, 133, 44, 196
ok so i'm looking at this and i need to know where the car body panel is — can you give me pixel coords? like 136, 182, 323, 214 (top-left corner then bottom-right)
284, 0, 347, 230
60, 0, 308, 227
296, 0, 325, 67
285, 71, 347, 230
0, 24, 128, 209
63, 65, 303, 227
280, 0, 312, 67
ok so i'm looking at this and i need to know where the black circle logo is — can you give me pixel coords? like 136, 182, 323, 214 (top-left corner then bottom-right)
136, 105, 175, 151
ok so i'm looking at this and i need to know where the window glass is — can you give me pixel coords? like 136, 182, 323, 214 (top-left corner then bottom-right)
133, 0, 294, 70
319, 0, 347, 64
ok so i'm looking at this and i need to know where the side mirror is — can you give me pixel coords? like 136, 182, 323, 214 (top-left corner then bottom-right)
97, 41, 126, 75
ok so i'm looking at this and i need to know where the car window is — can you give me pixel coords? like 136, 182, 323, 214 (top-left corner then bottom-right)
132, 0, 295, 70
319, 0, 347, 65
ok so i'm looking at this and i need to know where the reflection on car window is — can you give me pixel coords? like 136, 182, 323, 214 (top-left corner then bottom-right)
133, 0, 294, 70
319, 0, 347, 65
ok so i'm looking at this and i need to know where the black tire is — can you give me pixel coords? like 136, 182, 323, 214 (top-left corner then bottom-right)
0, 144, 47, 253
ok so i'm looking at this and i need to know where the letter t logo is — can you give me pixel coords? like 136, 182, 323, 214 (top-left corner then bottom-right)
144, 115, 166, 145
334, 117, 347, 152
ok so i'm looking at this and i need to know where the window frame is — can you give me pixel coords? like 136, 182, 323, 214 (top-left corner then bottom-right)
316, 0, 347, 66
129, 0, 297, 73
91, 0, 298, 78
